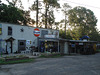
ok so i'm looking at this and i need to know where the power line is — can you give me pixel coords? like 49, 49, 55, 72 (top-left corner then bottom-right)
63, 0, 100, 9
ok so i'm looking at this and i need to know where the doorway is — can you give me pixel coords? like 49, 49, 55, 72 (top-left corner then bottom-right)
7, 42, 11, 53
18, 40, 26, 52
6, 37, 15, 54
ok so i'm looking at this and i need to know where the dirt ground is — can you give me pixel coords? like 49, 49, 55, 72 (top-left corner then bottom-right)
0, 53, 100, 75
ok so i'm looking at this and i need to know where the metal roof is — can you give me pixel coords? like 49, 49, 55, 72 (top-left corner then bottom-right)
68, 40, 97, 43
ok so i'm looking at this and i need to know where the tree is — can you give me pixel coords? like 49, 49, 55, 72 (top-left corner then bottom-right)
30, 0, 43, 27
22, 10, 35, 25
68, 6, 98, 40
0, 3, 35, 25
66, 29, 72, 40
40, 10, 55, 29
59, 29, 72, 39
59, 29, 66, 39
43, 0, 60, 28
70, 27, 82, 40
6, 0, 23, 9
29, 0, 60, 28
0, 3, 24, 24
89, 27, 100, 41
0, 0, 1, 3
62, 3, 71, 38
48, 10, 55, 29
55, 22, 60, 30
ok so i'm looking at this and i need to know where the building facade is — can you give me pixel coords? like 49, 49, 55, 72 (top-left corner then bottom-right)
0, 23, 59, 54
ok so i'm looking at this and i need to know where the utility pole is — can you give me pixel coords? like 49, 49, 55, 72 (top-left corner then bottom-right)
36, 0, 38, 27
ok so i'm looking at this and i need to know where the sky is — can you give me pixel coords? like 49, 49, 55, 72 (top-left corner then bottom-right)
1, 0, 100, 30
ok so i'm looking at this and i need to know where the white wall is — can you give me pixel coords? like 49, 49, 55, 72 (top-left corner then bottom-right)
0, 23, 59, 53
64, 42, 69, 54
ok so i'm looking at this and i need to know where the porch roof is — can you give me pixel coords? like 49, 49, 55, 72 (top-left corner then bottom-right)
5, 37, 15, 42
68, 40, 97, 43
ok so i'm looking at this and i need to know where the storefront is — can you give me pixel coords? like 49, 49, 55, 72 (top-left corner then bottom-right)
68, 40, 97, 55
38, 36, 59, 53
0, 23, 60, 54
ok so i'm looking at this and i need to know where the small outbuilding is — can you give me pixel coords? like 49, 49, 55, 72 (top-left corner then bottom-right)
68, 40, 97, 55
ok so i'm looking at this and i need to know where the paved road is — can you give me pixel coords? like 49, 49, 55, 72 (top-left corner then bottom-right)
0, 53, 100, 75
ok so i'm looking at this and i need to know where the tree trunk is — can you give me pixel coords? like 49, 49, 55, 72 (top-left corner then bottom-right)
65, 15, 67, 38
45, 3, 48, 28
36, 0, 38, 27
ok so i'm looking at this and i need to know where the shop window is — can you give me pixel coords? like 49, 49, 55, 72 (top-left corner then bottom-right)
20, 42, 24, 45
8, 26, 12, 35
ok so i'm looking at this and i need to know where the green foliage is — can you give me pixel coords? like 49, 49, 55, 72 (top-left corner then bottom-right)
0, 3, 35, 25
59, 29, 66, 39
68, 6, 99, 40
89, 28, 100, 41
43, 0, 60, 8
48, 10, 55, 29
40, 53, 64, 58
29, 0, 60, 28
62, 3, 71, 15
43, 0, 60, 28
0, 4, 23, 24
66, 30, 72, 40
68, 6, 97, 28
70, 27, 82, 40
5, 55, 27, 58
6, 0, 23, 9
61, 3, 71, 37
59, 29, 72, 39
0, 58, 34, 65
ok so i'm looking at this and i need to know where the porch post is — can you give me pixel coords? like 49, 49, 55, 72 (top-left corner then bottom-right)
5, 42, 8, 54
37, 37, 39, 52
11, 41, 13, 53
58, 40, 59, 52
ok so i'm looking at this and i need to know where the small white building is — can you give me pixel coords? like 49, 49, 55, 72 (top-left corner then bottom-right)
0, 23, 61, 54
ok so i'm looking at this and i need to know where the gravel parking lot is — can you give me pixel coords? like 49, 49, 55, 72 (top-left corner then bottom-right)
0, 53, 100, 75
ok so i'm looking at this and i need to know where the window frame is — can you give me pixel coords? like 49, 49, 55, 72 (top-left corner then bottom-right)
8, 26, 12, 35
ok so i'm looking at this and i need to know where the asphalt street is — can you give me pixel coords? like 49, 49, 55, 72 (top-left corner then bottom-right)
0, 53, 100, 75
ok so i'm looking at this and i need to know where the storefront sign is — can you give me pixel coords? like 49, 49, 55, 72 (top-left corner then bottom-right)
44, 35, 56, 38
83, 39, 87, 41
41, 30, 48, 38
71, 44, 75, 47
79, 43, 83, 45
34, 28, 40, 37
26, 40, 31, 45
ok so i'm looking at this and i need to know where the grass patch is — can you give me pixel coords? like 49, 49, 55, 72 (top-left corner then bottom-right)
5, 55, 27, 59
39, 53, 65, 58
0, 58, 34, 65
96, 49, 100, 53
